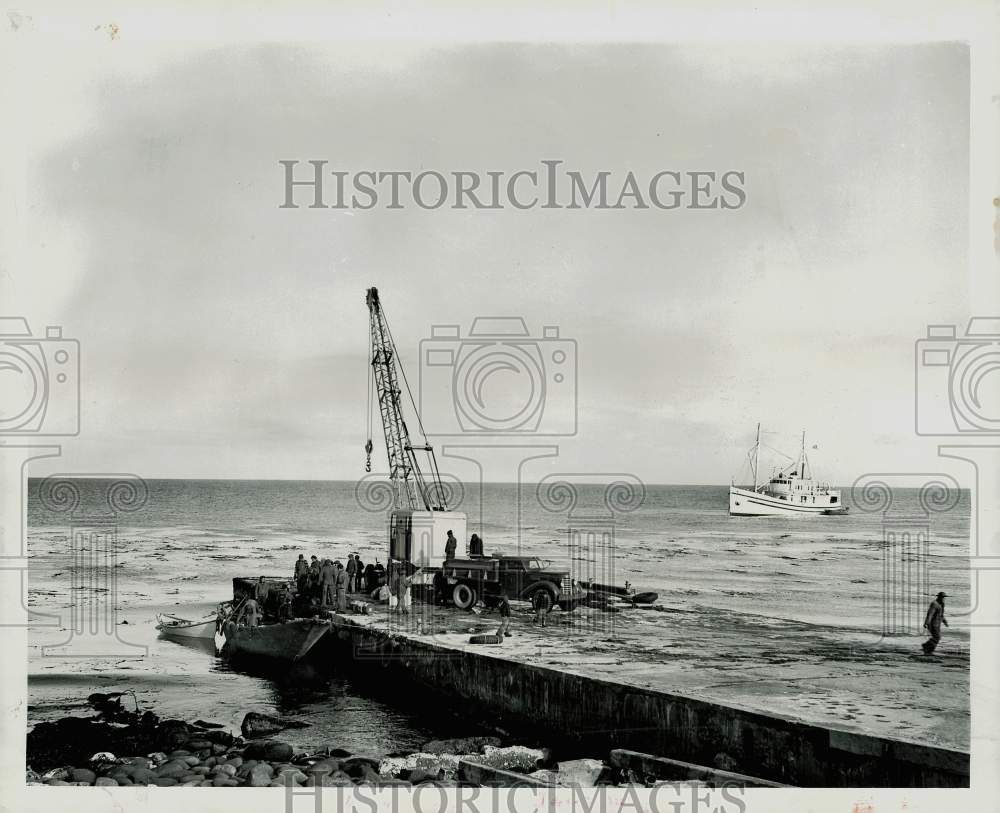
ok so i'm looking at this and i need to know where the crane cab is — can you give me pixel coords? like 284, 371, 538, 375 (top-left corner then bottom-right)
389, 509, 468, 567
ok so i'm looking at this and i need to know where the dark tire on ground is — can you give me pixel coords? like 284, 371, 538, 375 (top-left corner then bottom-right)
530, 590, 555, 613
452, 583, 478, 610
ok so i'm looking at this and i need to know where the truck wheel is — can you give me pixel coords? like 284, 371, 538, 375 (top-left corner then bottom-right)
530, 590, 554, 613
452, 583, 478, 610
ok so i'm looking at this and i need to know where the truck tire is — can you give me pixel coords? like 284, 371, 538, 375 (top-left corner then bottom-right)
452, 583, 478, 610
530, 589, 554, 613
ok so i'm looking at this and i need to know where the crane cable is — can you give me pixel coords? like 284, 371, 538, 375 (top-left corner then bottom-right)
364, 325, 374, 472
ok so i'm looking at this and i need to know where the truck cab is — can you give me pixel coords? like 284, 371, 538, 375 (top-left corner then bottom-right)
440, 553, 585, 611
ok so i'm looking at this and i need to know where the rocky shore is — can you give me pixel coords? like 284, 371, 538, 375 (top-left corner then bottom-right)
26, 701, 614, 788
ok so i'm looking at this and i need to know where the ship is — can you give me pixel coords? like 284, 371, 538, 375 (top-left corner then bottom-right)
729, 424, 848, 516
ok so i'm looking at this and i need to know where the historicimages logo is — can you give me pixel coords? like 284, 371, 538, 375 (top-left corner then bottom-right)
0, 317, 81, 632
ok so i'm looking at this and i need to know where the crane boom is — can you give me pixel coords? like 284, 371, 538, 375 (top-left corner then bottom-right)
366, 287, 447, 512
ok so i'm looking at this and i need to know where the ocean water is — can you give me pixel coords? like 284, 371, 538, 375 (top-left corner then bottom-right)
26, 479, 971, 753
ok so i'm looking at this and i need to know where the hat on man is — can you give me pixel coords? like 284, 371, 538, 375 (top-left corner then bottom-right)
936, 591, 948, 598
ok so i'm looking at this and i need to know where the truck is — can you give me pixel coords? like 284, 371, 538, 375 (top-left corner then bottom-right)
436, 553, 585, 611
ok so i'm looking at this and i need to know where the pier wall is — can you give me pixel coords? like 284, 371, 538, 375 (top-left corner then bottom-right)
331, 621, 969, 788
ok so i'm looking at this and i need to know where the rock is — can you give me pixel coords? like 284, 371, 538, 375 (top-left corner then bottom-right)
146, 752, 168, 765
342, 755, 381, 773
70, 768, 96, 784
204, 730, 234, 746
155, 759, 191, 778
400, 768, 445, 784
305, 759, 341, 776
248, 764, 275, 787
421, 737, 501, 755
184, 739, 213, 751
168, 749, 191, 758
193, 720, 224, 729
241, 712, 309, 739
199, 779, 213, 787
379, 753, 462, 780
348, 764, 382, 784
327, 747, 353, 758
46, 779, 71, 786
224, 755, 244, 768
94, 777, 118, 786
478, 745, 545, 772
211, 743, 228, 756
275, 769, 307, 786
152, 777, 178, 787
556, 758, 606, 787
212, 763, 237, 777
202, 757, 217, 768
181, 779, 202, 787
128, 757, 153, 769
212, 776, 238, 787
128, 767, 157, 784
529, 769, 561, 785
320, 772, 354, 787
41, 767, 71, 781
265, 742, 294, 762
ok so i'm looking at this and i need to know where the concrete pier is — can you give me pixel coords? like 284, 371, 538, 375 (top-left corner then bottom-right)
325, 600, 968, 787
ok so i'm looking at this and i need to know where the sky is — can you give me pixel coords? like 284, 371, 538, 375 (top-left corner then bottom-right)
2, 39, 972, 485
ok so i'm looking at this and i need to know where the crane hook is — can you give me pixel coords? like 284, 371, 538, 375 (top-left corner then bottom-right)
364, 439, 373, 473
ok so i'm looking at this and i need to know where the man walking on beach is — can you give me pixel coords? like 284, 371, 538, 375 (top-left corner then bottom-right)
922, 591, 949, 655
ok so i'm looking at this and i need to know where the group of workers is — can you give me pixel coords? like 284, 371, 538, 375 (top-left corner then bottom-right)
292, 553, 386, 609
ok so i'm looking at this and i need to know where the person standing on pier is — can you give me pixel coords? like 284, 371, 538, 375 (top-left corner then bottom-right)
346, 555, 357, 593
320, 559, 336, 607
335, 560, 350, 611
468, 533, 484, 558
309, 556, 321, 598
354, 554, 366, 591
445, 530, 457, 563
922, 591, 949, 655
294, 554, 309, 592
496, 593, 512, 638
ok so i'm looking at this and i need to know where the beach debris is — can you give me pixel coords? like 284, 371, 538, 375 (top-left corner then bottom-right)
240, 712, 310, 739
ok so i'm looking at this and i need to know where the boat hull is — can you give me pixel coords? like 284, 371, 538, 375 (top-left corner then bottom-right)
220, 618, 332, 662
729, 486, 849, 517
156, 615, 217, 640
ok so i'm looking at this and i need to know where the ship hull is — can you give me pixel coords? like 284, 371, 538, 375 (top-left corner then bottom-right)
220, 618, 332, 662
729, 486, 849, 517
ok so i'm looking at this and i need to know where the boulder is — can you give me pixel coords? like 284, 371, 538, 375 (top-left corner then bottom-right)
265, 742, 294, 762
152, 777, 178, 787
327, 747, 353, 758
248, 764, 275, 787
41, 767, 72, 782
224, 756, 244, 768
168, 749, 191, 758
399, 768, 445, 784
70, 768, 96, 784
184, 739, 213, 751
342, 755, 381, 773
212, 763, 237, 777
94, 777, 118, 787
241, 712, 309, 739
203, 730, 234, 746
421, 737, 501, 755
556, 758, 606, 788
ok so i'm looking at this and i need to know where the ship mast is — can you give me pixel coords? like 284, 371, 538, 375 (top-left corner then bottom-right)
800, 429, 807, 480
752, 422, 761, 492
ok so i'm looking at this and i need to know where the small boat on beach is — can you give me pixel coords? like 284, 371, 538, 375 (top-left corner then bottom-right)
729, 424, 848, 517
580, 580, 659, 605
155, 613, 217, 640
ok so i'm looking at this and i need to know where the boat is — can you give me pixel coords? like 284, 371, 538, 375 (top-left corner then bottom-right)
218, 616, 333, 662
580, 580, 659, 605
729, 424, 848, 517
215, 577, 333, 662
155, 612, 217, 640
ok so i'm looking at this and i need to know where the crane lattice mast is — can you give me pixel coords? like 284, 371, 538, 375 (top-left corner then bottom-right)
365, 287, 447, 512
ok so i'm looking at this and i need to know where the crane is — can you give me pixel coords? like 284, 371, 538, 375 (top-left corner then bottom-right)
364, 287, 448, 512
